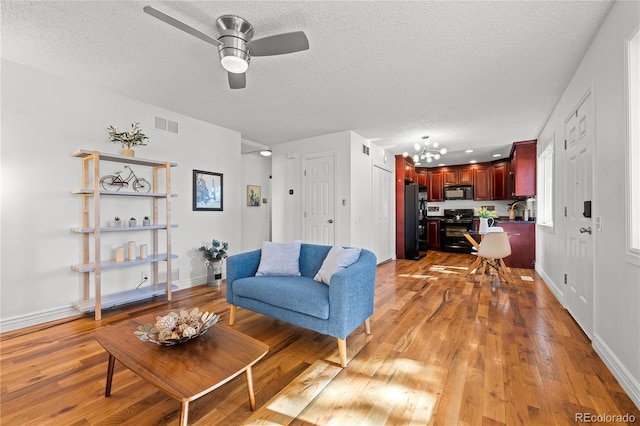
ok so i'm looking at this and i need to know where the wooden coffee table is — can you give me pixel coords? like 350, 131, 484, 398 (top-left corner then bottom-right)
95, 312, 268, 426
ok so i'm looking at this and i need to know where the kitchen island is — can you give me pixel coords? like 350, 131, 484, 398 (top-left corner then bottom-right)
494, 220, 535, 269
469, 219, 536, 269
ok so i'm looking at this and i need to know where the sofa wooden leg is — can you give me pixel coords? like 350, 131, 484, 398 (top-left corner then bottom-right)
337, 338, 347, 368
364, 318, 371, 335
229, 305, 237, 326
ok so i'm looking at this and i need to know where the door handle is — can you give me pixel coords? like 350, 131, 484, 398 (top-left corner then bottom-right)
327, 219, 334, 224
579, 226, 592, 234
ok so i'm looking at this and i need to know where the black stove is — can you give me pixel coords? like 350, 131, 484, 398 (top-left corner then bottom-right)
443, 209, 474, 223
440, 209, 475, 253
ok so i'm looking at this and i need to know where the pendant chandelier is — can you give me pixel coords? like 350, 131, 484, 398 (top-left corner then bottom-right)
403, 136, 447, 165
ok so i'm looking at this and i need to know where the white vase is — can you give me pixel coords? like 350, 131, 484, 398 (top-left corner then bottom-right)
479, 217, 494, 233
206, 260, 223, 287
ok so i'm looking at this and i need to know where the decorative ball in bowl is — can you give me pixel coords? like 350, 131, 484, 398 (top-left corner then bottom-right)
134, 307, 218, 346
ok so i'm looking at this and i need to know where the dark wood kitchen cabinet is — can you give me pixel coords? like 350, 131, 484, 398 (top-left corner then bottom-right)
427, 170, 443, 201
491, 160, 509, 200
417, 171, 427, 187
426, 219, 441, 249
499, 221, 535, 269
443, 166, 473, 186
473, 165, 491, 201
510, 140, 537, 197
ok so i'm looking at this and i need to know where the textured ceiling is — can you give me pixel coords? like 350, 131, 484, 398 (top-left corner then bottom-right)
1, 1, 614, 166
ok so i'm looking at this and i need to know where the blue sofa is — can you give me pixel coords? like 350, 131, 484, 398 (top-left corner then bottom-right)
226, 243, 377, 367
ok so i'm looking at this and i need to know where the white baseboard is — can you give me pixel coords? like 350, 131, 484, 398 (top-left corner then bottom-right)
0, 305, 80, 333
0, 277, 212, 334
593, 335, 640, 410
535, 264, 565, 306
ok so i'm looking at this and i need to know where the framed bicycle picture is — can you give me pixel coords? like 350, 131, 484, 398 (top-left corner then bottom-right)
193, 170, 223, 211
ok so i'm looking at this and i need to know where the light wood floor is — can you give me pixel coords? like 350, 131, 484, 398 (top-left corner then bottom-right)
1, 251, 638, 425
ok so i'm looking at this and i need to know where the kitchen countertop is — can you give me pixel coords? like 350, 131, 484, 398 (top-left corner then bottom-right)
425, 216, 536, 224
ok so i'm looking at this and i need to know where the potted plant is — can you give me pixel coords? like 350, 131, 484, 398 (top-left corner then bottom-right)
474, 207, 497, 233
143, 215, 151, 226
107, 122, 149, 157
114, 216, 121, 227
129, 217, 137, 227
198, 239, 229, 287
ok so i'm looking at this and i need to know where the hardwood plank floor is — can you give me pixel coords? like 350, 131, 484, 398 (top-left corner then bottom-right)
1, 251, 638, 425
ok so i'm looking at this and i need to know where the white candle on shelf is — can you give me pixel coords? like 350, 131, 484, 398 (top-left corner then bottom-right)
127, 241, 136, 261
140, 244, 148, 259
115, 247, 124, 263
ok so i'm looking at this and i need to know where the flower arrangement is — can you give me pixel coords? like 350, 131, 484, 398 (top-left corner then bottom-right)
107, 122, 149, 149
199, 239, 229, 264
474, 206, 498, 218
135, 307, 218, 346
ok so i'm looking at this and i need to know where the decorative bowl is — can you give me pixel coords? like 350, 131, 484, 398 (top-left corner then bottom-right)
134, 307, 219, 346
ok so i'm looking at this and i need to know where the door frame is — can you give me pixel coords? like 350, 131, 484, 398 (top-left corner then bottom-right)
563, 86, 596, 338
302, 152, 337, 244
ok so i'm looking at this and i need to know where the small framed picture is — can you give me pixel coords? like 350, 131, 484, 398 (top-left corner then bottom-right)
247, 185, 261, 206
193, 170, 223, 211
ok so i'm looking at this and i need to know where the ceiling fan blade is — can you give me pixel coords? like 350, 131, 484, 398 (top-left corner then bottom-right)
228, 72, 246, 89
248, 31, 309, 57
143, 5, 222, 47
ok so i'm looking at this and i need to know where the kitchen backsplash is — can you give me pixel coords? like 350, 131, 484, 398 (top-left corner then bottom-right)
424, 200, 515, 217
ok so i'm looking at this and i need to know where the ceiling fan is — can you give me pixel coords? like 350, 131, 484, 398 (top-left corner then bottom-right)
143, 5, 309, 89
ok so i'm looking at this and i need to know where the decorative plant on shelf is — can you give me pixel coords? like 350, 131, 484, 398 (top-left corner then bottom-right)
199, 239, 229, 264
107, 122, 149, 151
114, 216, 121, 227
129, 217, 137, 227
474, 207, 498, 218
143, 215, 151, 226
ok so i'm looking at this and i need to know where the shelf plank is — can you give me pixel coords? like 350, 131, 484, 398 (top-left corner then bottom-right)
71, 254, 179, 272
71, 189, 177, 198
71, 150, 177, 167
71, 224, 178, 233
74, 284, 179, 313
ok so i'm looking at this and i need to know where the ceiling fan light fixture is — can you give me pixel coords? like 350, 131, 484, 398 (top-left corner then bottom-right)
220, 52, 250, 74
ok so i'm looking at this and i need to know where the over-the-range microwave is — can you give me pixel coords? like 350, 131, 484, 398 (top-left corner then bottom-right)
444, 185, 474, 200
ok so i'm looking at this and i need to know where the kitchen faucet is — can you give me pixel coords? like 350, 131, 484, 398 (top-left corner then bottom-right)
509, 201, 527, 220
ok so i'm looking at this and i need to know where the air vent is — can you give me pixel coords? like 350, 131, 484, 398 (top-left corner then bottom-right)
362, 144, 370, 156
154, 116, 179, 134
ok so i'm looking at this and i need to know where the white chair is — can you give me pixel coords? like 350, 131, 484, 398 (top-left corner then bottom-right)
475, 231, 515, 288
471, 226, 504, 251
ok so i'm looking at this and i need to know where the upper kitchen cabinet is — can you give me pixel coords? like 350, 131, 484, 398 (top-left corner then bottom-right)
427, 170, 444, 201
491, 160, 509, 200
443, 166, 473, 186
472, 164, 491, 201
417, 170, 427, 187
509, 140, 537, 197
396, 155, 416, 183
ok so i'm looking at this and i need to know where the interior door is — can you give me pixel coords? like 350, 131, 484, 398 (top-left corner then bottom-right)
373, 165, 392, 262
304, 155, 335, 244
565, 91, 594, 338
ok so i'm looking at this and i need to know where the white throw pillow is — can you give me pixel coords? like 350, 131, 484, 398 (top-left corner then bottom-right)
255, 240, 302, 276
314, 245, 361, 285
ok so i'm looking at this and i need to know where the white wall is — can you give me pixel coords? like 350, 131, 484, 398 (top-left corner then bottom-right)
350, 132, 373, 249
536, 0, 640, 407
271, 131, 352, 245
1, 60, 242, 331
271, 130, 395, 259
241, 148, 272, 251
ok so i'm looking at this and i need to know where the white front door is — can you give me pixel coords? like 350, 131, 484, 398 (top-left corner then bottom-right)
565, 91, 594, 338
304, 155, 335, 244
373, 165, 393, 262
